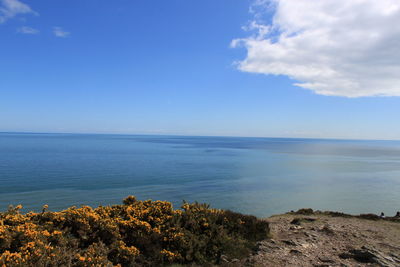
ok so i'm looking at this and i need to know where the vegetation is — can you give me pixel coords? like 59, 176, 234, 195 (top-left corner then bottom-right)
289, 209, 400, 222
0, 196, 269, 266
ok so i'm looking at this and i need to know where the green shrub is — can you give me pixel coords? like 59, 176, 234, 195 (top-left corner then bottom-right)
0, 196, 269, 266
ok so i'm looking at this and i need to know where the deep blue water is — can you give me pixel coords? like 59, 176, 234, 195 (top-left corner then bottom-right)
1, 132, 400, 217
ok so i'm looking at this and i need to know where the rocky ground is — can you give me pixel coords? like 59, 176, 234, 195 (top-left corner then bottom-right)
223, 210, 400, 267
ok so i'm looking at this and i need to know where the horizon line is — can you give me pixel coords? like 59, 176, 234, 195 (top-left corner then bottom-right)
1, 131, 399, 142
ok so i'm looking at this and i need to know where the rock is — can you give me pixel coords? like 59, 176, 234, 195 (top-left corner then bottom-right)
308, 233, 318, 241
289, 249, 302, 255
291, 218, 302, 225
339, 249, 375, 263
220, 254, 229, 263
289, 225, 304, 231
339, 247, 400, 267
318, 256, 335, 263
282, 240, 297, 246
319, 224, 335, 235
291, 217, 317, 225
301, 243, 312, 248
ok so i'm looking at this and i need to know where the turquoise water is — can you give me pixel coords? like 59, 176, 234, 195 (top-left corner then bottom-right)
1, 132, 400, 217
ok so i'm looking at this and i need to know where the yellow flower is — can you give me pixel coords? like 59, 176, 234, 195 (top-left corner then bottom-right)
42, 230, 51, 236
160, 249, 180, 261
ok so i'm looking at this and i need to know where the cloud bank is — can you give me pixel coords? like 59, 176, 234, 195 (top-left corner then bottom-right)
0, 0, 35, 23
17, 26, 38, 34
53, 26, 70, 38
232, 0, 400, 97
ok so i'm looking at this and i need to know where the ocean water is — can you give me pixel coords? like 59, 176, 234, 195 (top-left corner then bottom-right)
1, 132, 400, 217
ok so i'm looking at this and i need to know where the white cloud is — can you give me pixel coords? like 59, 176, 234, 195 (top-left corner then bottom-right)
0, 0, 36, 23
17, 26, 38, 34
53, 26, 70, 38
232, 0, 400, 97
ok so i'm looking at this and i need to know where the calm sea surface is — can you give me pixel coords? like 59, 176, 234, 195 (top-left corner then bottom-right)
1, 133, 400, 217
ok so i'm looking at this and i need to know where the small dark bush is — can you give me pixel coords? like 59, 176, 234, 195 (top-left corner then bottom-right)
358, 214, 381, 221
294, 208, 314, 215
323, 211, 352, 218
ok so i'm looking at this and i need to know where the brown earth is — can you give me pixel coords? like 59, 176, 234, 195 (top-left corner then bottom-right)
222, 210, 400, 267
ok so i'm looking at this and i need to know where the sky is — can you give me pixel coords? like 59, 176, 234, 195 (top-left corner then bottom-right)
1, 0, 400, 140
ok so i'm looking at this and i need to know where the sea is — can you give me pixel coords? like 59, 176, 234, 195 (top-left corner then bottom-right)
0, 132, 399, 217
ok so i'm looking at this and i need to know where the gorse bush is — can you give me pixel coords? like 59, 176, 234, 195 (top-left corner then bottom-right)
0, 196, 269, 266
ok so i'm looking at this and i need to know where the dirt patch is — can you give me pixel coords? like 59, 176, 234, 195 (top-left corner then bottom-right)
247, 211, 400, 266
221, 210, 400, 266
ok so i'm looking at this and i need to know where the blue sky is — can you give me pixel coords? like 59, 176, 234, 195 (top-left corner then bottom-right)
1, 0, 400, 139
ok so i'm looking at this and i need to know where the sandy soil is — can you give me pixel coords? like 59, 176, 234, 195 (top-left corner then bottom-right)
224, 211, 400, 267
